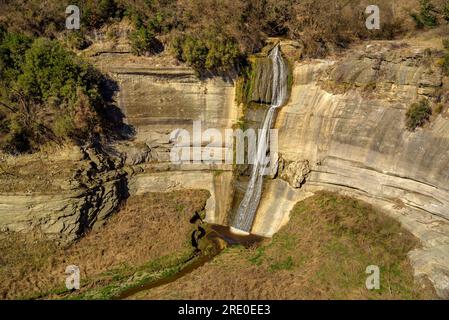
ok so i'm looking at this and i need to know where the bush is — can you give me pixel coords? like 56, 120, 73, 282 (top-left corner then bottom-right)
1, 0, 414, 71
441, 39, 449, 76
443, 39, 449, 50
405, 100, 432, 131
64, 31, 92, 51
444, 2, 449, 22
434, 103, 444, 114
0, 33, 33, 82
0, 0, 66, 37
442, 54, 449, 76
0, 25, 5, 40
83, 0, 124, 29
171, 30, 243, 73
129, 26, 163, 56
411, 0, 438, 28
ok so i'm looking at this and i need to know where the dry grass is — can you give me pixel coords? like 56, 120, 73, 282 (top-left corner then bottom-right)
0, 189, 209, 299
132, 191, 436, 300
0, 155, 80, 193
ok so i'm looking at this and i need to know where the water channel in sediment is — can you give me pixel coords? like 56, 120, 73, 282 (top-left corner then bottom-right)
115, 224, 266, 299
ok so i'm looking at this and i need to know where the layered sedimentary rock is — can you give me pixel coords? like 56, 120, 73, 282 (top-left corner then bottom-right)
0, 146, 125, 241
111, 66, 237, 142
253, 41, 449, 297
107, 63, 238, 224
276, 42, 449, 223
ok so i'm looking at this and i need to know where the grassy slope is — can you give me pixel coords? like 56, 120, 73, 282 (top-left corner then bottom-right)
132, 192, 436, 300
0, 190, 209, 299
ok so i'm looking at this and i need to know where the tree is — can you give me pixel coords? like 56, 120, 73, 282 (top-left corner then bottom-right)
0, 36, 108, 153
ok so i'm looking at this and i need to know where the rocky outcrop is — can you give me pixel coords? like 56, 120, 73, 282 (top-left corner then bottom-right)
0, 146, 126, 241
0, 60, 240, 241
1, 38, 448, 297
278, 158, 311, 188
111, 66, 237, 145
276, 42, 449, 222
128, 169, 234, 226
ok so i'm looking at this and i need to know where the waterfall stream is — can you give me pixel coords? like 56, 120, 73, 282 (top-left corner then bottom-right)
231, 45, 288, 234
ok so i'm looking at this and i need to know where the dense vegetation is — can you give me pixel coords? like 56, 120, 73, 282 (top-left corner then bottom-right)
0, 0, 423, 72
0, 32, 111, 153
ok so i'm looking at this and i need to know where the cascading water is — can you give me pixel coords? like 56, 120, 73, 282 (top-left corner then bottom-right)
231, 45, 288, 235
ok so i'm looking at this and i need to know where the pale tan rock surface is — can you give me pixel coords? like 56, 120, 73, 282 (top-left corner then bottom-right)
264, 42, 449, 298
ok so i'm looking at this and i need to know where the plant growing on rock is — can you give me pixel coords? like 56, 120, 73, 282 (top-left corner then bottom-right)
440, 39, 449, 77
405, 99, 432, 131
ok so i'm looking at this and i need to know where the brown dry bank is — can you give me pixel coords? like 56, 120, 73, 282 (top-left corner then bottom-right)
131, 192, 436, 300
0, 189, 209, 299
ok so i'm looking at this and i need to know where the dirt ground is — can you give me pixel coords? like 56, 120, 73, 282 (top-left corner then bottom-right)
131, 192, 436, 300
0, 189, 209, 299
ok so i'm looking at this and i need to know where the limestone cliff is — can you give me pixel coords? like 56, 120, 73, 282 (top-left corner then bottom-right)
253, 40, 449, 297
105, 60, 238, 226
0, 146, 126, 242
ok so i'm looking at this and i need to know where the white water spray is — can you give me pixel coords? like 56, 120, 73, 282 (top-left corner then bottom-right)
231, 45, 288, 234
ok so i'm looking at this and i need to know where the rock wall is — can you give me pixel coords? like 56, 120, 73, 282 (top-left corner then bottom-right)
1, 41, 448, 296
107, 65, 239, 224
112, 67, 238, 142
253, 41, 449, 297
0, 147, 126, 242
274, 42, 449, 223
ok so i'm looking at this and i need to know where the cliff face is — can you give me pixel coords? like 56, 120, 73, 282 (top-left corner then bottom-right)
108, 64, 238, 226
253, 41, 449, 297
0, 146, 126, 241
0, 60, 239, 241
279, 43, 449, 221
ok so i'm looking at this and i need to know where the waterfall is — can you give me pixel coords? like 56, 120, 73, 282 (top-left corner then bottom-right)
231, 45, 288, 234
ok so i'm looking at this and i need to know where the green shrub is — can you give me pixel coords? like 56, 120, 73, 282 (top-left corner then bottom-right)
434, 103, 444, 114
0, 25, 5, 40
53, 115, 74, 138
442, 54, 449, 76
171, 30, 243, 73
64, 31, 92, 51
443, 2, 449, 22
441, 39, 449, 76
0, 33, 33, 82
129, 27, 163, 56
405, 99, 432, 131
83, 0, 124, 29
443, 39, 449, 50
411, 0, 438, 28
